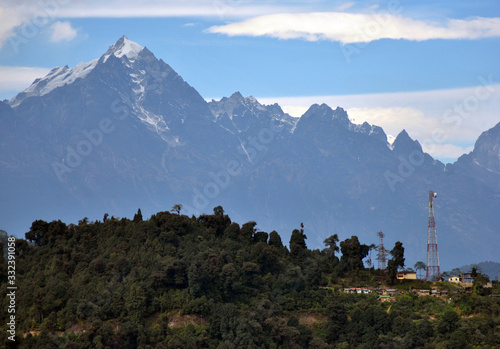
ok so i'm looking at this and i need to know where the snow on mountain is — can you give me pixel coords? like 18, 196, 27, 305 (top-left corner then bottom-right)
8, 35, 190, 146
209, 91, 297, 136
102, 35, 144, 62
9, 59, 98, 107
2, 36, 499, 270
9, 36, 144, 108
350, 121, 388, 144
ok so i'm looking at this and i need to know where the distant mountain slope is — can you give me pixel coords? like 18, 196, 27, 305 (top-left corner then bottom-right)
456, 261, 500, 280
209, 91, 297, 137
1, 36, 499, 270
449, 122, 500, 192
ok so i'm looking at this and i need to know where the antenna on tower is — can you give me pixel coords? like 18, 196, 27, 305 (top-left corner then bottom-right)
377, 231, 387, 270
426, 190, 441, 281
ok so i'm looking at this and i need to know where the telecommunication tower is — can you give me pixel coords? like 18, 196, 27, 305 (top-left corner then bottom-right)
426, 191, 441, 281
377, 231, 387, 270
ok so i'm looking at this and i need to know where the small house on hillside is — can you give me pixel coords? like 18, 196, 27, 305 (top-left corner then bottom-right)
431, 289, 441, 296
342, 287, 372, 294
460, 273, 474, 284
417, 289, 430, 296
397, 271, 417, 280
448, 274, 475, 286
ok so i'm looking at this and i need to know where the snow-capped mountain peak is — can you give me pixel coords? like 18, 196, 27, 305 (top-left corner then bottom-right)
9, 36, 146, 108
9, 59, 98, 107
102, 35, 144, 63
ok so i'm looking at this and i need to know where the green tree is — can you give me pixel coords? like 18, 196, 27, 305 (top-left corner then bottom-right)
473, 273, 490, 295
417, 319, 434, 339
209, 303, 240, 341
387, 241, 405, 283
25, 220, 49, 246
133, 208, 143, 223
339, 235, 369, 272
268, 230, 283, 248
323, 234, 339, 258
250, 242, 280, 274
414, 261, 426, 279
437, 310, 459, 334
240, 221, 257, 244
325, 300, 347, 343
447, 330, 470, 349
0, 230, 9, 259
223, 222, 240, 240
289, 224, 307, 259
365, 243, 377, 268
126, 283, 147, 321
213, 205, 224, 216
171, 204, 183, 215
253, 231, 268, 244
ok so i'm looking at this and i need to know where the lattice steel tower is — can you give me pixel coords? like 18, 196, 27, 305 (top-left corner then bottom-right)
377, 231, 387, 270
426, 191, 441, 281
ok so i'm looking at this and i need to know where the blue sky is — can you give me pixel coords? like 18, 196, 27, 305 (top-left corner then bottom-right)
1, 0, 499, 163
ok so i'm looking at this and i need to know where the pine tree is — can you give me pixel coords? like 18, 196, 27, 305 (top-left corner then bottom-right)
133, 208, 143, 223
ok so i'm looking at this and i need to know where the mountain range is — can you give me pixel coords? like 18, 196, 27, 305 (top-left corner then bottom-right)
1, 36, 499, 270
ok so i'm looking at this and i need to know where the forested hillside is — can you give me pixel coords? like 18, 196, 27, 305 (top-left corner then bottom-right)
1, 207, 499, 348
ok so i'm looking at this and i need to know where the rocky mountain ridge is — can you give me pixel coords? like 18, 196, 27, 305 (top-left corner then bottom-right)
1, 36, 499, 269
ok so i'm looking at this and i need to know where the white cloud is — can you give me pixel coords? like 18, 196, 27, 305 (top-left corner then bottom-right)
0, 0, 300, 48
0, 65, 50, 92
207, 12, 500, 44
336, 2, 355, 12
3, 1, 500, 49
258, 83, 500, 162
0, 0, 68, 50
424, 143, 474, 161
55, 1, 296, 19
0, 6, 27, 49
50, 21, 77, 42
279, 105, 308, 119
346, 106, 429, 138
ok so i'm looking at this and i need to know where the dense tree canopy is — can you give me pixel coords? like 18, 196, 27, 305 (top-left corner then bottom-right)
0, 207, 499, 348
